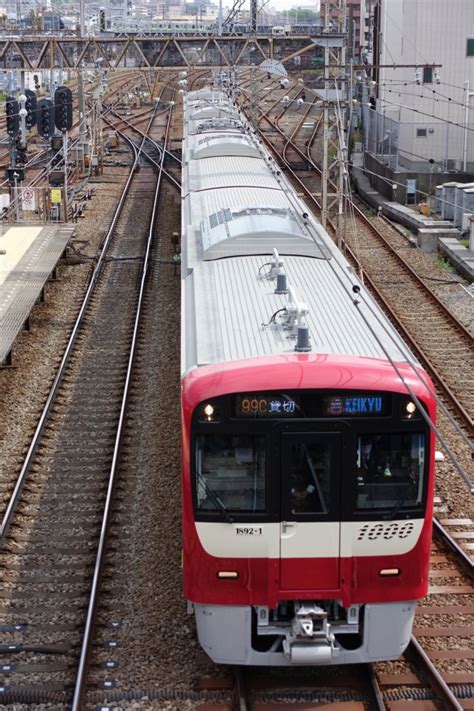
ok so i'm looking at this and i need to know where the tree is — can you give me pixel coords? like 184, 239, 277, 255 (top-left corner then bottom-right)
28, 9, 42, 31
287, 8, 319, 24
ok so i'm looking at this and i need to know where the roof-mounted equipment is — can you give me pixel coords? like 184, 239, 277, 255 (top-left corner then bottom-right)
281, 286, 312, 352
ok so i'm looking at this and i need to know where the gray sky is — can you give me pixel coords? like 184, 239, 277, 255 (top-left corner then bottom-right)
264, 0, 320, 15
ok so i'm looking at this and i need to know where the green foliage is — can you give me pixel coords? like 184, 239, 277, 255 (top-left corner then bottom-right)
287, 8, 319, 23
435, 256, 455, 273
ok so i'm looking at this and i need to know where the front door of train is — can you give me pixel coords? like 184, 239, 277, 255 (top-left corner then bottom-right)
280, 432, 341, 591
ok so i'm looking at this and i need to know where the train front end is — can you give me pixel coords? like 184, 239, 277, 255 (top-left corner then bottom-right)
181, 355, 436, 666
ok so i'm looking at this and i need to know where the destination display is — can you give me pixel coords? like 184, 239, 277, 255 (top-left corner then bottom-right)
323, 395, 386, 417
231, 392, 389, 419
233, 394, 299, 418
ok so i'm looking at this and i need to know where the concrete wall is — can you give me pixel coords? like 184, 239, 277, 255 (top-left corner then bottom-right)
377, 0, 474, 171
363, 152, 474, 206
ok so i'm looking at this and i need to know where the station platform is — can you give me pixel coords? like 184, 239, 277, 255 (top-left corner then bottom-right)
0, 224, 75, 365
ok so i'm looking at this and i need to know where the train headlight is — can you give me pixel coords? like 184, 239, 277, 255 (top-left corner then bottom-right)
199, 402, 221, 423
204, 404, 214, 419
402, 400, 419, 420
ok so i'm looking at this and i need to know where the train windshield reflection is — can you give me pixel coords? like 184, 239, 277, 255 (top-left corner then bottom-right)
355, 433, 426, 511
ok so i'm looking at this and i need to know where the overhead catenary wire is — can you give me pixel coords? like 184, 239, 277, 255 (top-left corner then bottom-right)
319, 240, 473, 489
294, 83, 474, 487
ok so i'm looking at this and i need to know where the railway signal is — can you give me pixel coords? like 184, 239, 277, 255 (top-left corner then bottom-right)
15, 137, 27, 166
37, 98, 55, 138
7, 167, 25, 185
24, 89, 37, 129
51, 134, 63, 167
5, 96, 19, 137
54, 86, 73, 131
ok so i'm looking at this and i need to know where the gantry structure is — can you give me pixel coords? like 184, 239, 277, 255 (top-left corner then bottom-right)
0, 34, 345, 71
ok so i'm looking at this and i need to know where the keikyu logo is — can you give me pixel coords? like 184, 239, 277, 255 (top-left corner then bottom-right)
344, 397, 382, 414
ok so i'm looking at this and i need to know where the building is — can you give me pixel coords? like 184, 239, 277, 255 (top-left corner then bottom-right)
321, 0, 366, 60
365, 0, 474, 193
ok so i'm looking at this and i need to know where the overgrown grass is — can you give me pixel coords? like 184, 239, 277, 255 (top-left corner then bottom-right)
435, 256, 455, 273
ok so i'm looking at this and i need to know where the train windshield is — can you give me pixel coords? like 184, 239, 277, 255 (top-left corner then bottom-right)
195, 434, 266, 512
289, 440, 331, 514
354, 433, 426, 512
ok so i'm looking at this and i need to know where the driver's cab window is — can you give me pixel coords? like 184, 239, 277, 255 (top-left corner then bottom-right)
195, 434, 266, 513
289, 441, 331, 514
355, 433, 425, 511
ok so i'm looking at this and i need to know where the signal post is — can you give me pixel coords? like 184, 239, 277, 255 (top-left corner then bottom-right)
4, 83, 74, 223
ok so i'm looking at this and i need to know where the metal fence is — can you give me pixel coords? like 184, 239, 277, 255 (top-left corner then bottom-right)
1, 187, 67, 224
364, 107, 474, 173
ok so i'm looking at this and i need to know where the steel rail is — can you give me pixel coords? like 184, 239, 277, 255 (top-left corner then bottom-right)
234, 667, 249, 711
433, 518, 474, 578
0, 109, 148, 543
102, 107, 181, 190
367, 665, 386, 710
71, 101, 173, 711
115, 108, 182, 166
405, 636, 464, 711
280, 94, 316, 167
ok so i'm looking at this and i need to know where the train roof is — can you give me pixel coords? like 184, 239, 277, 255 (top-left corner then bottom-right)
181, 89, 419, 376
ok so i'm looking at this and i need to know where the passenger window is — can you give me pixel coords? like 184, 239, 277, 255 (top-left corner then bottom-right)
355, 433, 425, 511
195, 434, 266, 513
289, 442, 330, 514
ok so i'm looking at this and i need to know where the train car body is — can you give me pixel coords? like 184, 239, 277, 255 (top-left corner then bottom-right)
109, 17, 214, 34
181, 88, 436, 666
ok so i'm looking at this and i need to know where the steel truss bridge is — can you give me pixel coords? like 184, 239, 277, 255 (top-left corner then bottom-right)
0, 34, 344, 71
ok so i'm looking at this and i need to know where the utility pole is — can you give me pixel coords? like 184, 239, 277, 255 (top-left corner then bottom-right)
77, 0, 86, 167
217, 0, 223, 36
463, 80, 474, 172
316, 0, 348, 232
251, 0, 257, 33
249, 63, 259, 128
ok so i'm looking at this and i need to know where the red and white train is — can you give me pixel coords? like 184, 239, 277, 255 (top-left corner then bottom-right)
180, 87, 436, 665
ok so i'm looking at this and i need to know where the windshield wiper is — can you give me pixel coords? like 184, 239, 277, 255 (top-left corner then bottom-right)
197, 472, 234, 523
386, 477, 417, 521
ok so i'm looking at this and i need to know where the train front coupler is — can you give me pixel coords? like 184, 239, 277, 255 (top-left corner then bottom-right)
278, 602, 339, 664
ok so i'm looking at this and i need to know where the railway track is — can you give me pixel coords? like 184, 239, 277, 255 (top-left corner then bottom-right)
0, 71, 471, 710
103, 103, 182, 190
371, 518, 474, 710
0, 104, 167, 707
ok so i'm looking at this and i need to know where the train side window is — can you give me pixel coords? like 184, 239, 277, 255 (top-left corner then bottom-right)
194, 434, 266, 513
354, 433, 426, 512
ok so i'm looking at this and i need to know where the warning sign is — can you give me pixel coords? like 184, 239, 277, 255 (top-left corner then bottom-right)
21, 187, 35, 211
50, 188, 62, 204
